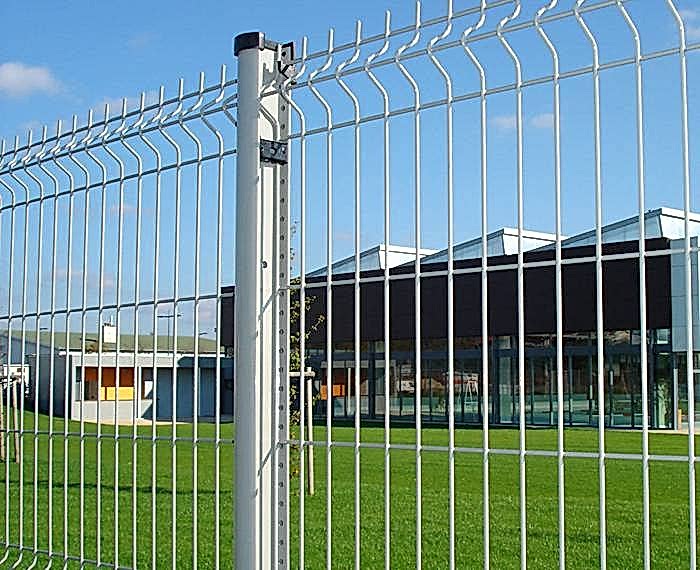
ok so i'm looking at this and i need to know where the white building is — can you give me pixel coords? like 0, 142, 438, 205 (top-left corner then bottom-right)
34, 351, 233, 423
16, 332, 233, 423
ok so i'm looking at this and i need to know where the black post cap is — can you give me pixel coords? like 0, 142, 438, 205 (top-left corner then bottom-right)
233, 32, 279, 56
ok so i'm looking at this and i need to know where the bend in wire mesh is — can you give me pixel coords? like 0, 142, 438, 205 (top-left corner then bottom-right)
284, 0, 700, 142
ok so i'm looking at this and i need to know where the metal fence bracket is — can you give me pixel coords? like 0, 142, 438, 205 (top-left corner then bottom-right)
260, 139, 288, 164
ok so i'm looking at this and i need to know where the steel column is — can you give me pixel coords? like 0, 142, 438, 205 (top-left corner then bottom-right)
234, 32, 287, 570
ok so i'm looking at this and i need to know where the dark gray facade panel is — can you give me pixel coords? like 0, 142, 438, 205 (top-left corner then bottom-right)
292, 238, 672, 345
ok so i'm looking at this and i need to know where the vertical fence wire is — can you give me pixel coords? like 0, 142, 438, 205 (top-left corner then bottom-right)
200, 65, 227, 570
103, 103, 126, 570
280, 38, 309, 570
394, 6, 424, 566
0, 140, 10, 569
328, 23, 364, 570
0, 139, 16, 568
496, 5, 528, 567
665, 2, 698, 569
372, 17, 392, 569
306, 32, 335, 570
25, 127, 46, 570
141, 88, 164, 570
426, 5, 456, 568
534, 4, 566, 568
42, 125, 61, 570
461, 5, 490, 566
616, 4, 652, 568
573, 3, 608, 567
161, 82, 183, 570
14, 131, 32, 570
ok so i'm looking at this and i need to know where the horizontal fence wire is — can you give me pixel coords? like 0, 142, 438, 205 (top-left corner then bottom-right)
286, 438, 700, 463
0, 66, 237, 569
280, 0, 700, 569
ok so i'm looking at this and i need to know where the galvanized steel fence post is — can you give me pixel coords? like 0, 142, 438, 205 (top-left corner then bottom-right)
234, 32, 292, 570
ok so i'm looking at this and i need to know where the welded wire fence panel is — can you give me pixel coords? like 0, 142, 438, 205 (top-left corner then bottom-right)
4, 1, 700, 569
280, 1, 700, 568
0, 69, 237, 569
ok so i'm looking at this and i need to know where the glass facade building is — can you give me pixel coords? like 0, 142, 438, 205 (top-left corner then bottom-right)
289, 208, 700, 431
219, 207, 700, 431
308, 329, 677, 429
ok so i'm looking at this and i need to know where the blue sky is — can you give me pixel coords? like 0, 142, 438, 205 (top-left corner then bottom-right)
1, 1, 700, 339
0, 0, 419, 338
0, 0, 415, 136
283, 0, 700, 272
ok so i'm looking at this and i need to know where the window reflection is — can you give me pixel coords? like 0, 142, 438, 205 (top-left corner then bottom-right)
306, 329, 680, 429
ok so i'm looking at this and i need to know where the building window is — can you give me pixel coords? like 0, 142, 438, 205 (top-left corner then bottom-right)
141, 369, 154, 400
81, 367, 136, 401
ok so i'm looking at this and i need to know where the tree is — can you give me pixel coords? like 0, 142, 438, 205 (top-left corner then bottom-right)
288, 279, 324, 484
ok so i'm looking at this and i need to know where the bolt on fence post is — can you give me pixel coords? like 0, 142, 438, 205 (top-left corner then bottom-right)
234, 31, 290, 570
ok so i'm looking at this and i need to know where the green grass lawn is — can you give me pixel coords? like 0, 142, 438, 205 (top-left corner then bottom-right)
0, 414, 698, 568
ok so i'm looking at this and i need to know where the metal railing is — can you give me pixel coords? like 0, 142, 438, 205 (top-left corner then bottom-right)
0, 67, 237, 568
2, 0, 700, 568
261, 1, 700, 569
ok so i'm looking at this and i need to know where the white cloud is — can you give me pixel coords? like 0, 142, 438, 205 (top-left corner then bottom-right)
20, 120, 43, 133
109, 203, 139, 217
93, 96, 129, 117
530, 112, 554, 129
491, 113, 555, 131
127, 32, 158, 51
92, 90, 160, 118
198, 301, 219, 331
680, 9, 700, 40
51, 268, 116, 293
492, 114, 516, 131
0, 62, 61, 97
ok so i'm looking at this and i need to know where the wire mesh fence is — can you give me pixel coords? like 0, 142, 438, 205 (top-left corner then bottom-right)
0, 69, 237, 568
2, 0, 700, 568
281, 1, 700, 569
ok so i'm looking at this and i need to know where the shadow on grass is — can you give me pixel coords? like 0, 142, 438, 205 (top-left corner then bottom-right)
1, 479, 230, 497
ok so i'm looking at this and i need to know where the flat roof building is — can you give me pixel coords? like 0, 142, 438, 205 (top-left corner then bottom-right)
14, 332, 232, 424
231, 207, 700, 431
